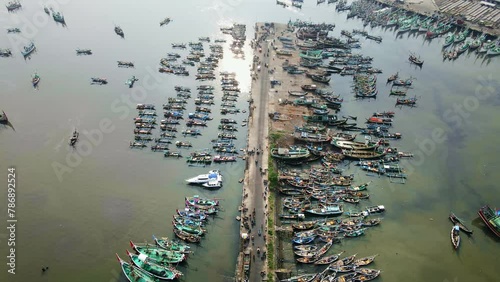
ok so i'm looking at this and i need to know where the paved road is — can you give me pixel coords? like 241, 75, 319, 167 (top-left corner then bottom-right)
248, 32, 271, 282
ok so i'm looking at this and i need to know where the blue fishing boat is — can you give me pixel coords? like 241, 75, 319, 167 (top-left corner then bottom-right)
292, 235, 315, 244
21, 42, 36, 57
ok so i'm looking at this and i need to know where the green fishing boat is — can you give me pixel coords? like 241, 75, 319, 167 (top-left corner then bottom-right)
344, 228, 365, 237
173, 222, 205, 236
397, 23, 411, 33
469, 34, 486, 50
442, 33, 454, 48
185, 195, 219, 208
486, 45, 500, 57
126, 250, 182, 280
130, 241, 186, 264
454, 28, 470, 43
299, 50, 323, 60
457, 40, 470, 54
172, 215, 204, 227
116, 254, 159, 282
152, 235, 191, 253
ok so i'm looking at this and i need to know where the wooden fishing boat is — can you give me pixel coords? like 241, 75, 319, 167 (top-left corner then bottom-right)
280, 273, 317, 282
160, 17, 172, 26
69, 129, 79, 146
328, 254, 357, 270
175, 141, 192, 147
185, 195, 218, 207
301, 84, 317, 91
396, 97, 417, 106
408, 53, 423, 66
390, 87, 407, 96
6, 1, 22, 11
353, 254, 378, 266
292, 235, 315, 244
392, 78, 412, 87
386, 72, 398, 83
293, 244, 319, 252
0, 110, 8, 124
173, 221, 205, 236
21, 42, 36, 57
91, 77, 108, 85
271, 147, 310, 160
292, 220, 317, 230
130, 241, 186, 264
451, 226, 460, 249
176, 208, 207, 221
477, 205, 500, 238
126, 250, 182, 280
344, 228, 365, 237
314, 251, 345, 265
289, 90, 308, 96
306, 204, 343, 216
354, 268, 381, 280
118, 61, 135, 68
342, 197, 359, 204
115, 25, 124, 37
361, 218, 381, 227
449, 213, 473, 234
330, 264, 357, 273
126, 76, 138, 88
7, 28, 20, 33
52, 11, 65, 23
116, 254, 157, 282
331, 272, 357, 282
152, 235, 190, 253
173, 214, 204, 227
32, 72, 40, 87
0, 48, 12, 57
173, 227, 201, 243
332, 139, 378, 150
76, 48, 92, 55
365, 205, 385, 214
311, 75, 331, 84
294, 132, 331, 143
342, 149, 386, 160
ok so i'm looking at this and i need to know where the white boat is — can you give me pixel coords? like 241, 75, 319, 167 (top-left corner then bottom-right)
202, 173, 223, 189
186, 170, 221, 184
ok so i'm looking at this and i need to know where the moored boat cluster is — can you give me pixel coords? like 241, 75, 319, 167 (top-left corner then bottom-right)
345, 0, 500, 58
115, 195, 221, 281
264, 19, 434, 281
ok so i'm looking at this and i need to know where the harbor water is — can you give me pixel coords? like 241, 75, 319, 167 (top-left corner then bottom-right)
0, 0, 499, 281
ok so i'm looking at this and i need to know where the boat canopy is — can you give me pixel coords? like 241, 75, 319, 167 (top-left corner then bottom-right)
138, 253, 148, 261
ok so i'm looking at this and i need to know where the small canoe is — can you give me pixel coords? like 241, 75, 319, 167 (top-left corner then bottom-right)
451, 226, 460, 249
449, 212, 473, 234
